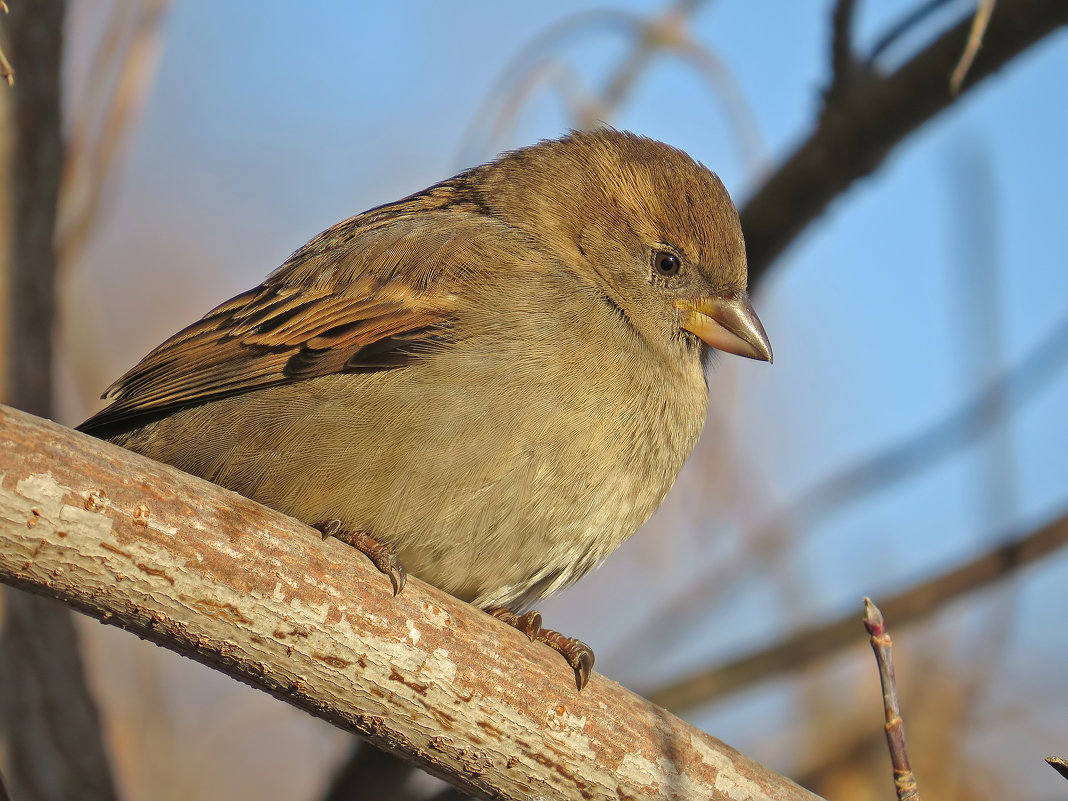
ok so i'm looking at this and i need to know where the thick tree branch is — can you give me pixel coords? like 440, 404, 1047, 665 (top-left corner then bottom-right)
0, 403, 823, 801
741, 0, 1068, 283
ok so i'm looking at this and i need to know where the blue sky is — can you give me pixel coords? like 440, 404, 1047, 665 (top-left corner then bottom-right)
67, 1, 1068, 797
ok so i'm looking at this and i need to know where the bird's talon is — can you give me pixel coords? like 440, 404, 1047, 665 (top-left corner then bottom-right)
570, 647, 595, 692
319, 518, 342, 540
389, 563, 407, 596
314, 521, 406, 596
490, 607, 595, 690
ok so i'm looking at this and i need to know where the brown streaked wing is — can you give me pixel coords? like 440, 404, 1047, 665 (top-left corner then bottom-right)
77, 187, 508, 437
78, 272, 455, 437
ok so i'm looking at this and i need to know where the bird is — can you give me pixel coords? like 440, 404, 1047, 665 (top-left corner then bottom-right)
79, 129, 772, 690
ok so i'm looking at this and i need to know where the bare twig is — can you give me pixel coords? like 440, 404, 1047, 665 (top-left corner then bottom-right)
868, 0, 957, 63
0, 403, 824, 801
647, 505, 1068, 712
460, 0, 766, 174
614, 304, 1068, 667
57, 0, 170, 270
826, 0, 859, 103
863, 599, 921, 801
741, 0, 1068, 284
458, 9, 640, 163
950, 0, 996, 94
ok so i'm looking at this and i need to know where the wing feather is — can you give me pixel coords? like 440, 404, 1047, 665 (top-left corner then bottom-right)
76, 185, 502, 437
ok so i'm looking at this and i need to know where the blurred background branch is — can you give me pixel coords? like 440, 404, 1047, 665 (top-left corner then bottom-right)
741, 0, 1067, 283
0, 2, 120, 800
647, 503, 1068, 712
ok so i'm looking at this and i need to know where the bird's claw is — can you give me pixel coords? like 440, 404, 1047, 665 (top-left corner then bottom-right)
315, 520, 406, 596
490, 607, 595, 691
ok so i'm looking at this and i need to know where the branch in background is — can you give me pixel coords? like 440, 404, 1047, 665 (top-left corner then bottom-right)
863, 599, 921, 801
765, 308, 1068, 543
7, 0, 62, 414
57, 0, 170, 271
0, 593, 120, 801
612, 305, 1068, 668
950, 0, 997, 94
0, 1, 11, 87
458, 8, 641, 164
0, 2, 121, 799
0, 404, 824, 801
321, 743, 422, 801
868, 0, 957, 64
458, 0, 767, 174
741, 0, 1068, 285
647, 504, 1068, 712
826, 0, 859, 104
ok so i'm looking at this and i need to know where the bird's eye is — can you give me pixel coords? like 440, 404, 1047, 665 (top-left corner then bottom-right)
652, 250, 681, 277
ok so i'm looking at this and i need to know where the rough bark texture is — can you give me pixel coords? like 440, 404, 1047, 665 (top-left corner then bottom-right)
0, 403, 823, 801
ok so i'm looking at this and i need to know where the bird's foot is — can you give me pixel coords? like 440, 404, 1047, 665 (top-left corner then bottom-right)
489, 608, 595, 691
315, 519, 406, 595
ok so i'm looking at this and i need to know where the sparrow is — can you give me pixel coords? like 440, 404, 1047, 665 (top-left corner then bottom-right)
79, 129, 772, 690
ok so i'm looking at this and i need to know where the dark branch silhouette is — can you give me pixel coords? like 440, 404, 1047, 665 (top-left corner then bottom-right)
741, 0, 1068, 285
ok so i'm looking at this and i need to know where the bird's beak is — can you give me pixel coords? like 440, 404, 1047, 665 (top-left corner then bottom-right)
674, 292, 773, 362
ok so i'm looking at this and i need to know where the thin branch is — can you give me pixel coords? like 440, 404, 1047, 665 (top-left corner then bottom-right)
826, 0, 859, 102
457, 9, 640, 164
950, 0, 996, 93
613, 305, 1068, 666
458, 0, 767, 175
670, 38, 767, 173
741, 0, 1068, 285
868, 0, 957, 64
646, 504, 1068, 712
0, 403, 824, 801
57, 0, 170, 271
863, 599, 921, 801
